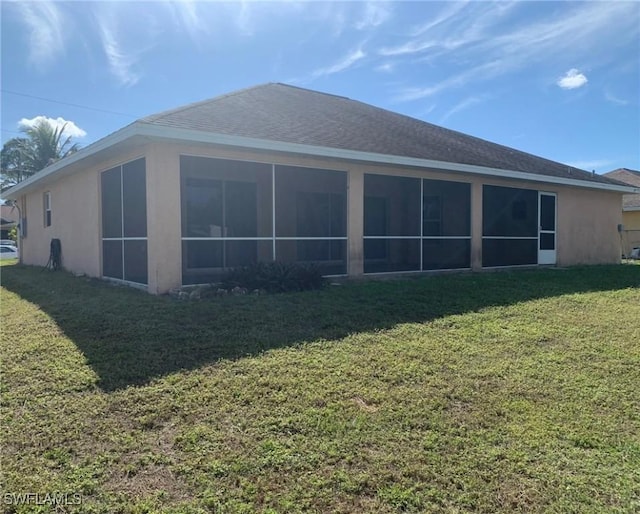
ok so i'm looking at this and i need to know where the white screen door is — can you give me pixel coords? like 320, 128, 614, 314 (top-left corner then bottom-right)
538, 192, 557, 265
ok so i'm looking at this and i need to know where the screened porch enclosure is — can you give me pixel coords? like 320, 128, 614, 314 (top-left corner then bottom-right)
180, 156, 347, 284
482, 185, 539, 267
363, 174, 471, 273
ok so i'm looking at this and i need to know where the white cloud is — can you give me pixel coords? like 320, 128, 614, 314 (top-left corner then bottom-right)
393, 2, 638, 102
355, 2, 392, 30
311, 47, 367, 79
395, 60, 504, 101
165, 0, 209, 41
375, 62, 395, 73
407, 1, 470, 38
557, 69, 588, 90
16, 1, 66, 69
440, 96, 488, 123
18, 116, 87, 139
604, 91, 629, 106
95, 12, 142, 87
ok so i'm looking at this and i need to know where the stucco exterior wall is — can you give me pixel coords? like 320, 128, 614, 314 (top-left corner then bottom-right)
14, 140, 626, 294
19, 146, 150, 280
556, 188, 621, 265
20, 168, 101, 277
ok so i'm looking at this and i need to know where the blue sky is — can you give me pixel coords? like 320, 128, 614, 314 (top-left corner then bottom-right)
2, 1, 639, 173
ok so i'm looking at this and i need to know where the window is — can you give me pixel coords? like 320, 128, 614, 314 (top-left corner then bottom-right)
101, 158, 148, 285
363, 175, 471, 273
43, 192, 51, 227
482, 185, 538, 267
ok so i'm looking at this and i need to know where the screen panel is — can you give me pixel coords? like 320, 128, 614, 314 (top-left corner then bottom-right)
123, 240, 148, 284
102, 240, 123, 279
364, 174, 420, 237
122, 158, 147, 237
364, 239, 420, 273
101, 167, 122, 239
275, 165, 347, 238
482, 239, 537, 267
483, 185, 538, 237
422, 239, 471, 270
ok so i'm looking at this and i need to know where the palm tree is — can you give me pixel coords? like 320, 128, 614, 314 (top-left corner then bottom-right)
1, 120, 80, 191
20, 121, 80, 171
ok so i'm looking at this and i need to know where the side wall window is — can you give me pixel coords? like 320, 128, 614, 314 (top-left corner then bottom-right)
43, 192, 52, 227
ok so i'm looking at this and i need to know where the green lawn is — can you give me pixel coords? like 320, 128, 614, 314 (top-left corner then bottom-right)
1, 263, 639, 513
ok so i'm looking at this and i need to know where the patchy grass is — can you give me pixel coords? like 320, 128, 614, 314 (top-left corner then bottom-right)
1, 262, 639, 513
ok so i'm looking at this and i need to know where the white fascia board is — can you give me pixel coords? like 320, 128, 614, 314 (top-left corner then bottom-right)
136, 123, 638, 194
3, 121, 637, 197
623, 206, 640, 212
2, 124, 139, 199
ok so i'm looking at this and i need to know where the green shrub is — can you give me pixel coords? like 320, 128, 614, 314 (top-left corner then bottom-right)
220, 261, 325, 293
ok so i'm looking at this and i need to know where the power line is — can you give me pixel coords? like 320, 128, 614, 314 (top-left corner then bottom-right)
1, 89, 138, 118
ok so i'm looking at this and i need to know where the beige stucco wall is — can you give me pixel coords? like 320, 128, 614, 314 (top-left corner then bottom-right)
19, 146, 150, 281
16, 140, 625, 294
555, 188, 622, 265
20, 168, 101, 277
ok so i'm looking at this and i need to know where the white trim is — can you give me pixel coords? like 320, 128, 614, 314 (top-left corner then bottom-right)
4, 121, 637, 198
102, 276, 149, 291
482, 236, 538, 240
363, 235, 471, 240
419, 178, 423, 270
103, 237, 148, 241
538, 191, 557, 265
364, 235, 421, 239
623, 206, 640, 212
182, 237, 273, 241
364, 267, 472, 276
181, 237, 347, 241
481, 264, 540, 270
3, 124, 138, 197
272, 164, 276, 260
135, 124, 637, 194
275, 237, 347, 241
422, 236, 471, 240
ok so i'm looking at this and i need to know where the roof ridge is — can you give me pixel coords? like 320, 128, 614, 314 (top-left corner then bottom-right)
141, 83, 276, 123
272, 82, 352, 101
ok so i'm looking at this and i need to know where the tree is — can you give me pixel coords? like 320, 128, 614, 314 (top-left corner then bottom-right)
1, 120, 80, 191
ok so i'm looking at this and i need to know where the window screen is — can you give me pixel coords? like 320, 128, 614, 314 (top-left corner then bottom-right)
482, 185, 538, 267
101, 158, 147, 285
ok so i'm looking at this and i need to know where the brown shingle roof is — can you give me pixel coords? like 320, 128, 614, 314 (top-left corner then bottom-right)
141, 83, 619, 186
603, 168, 640, 209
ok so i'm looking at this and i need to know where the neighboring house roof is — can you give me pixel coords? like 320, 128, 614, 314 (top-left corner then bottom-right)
603, 168, 640, 210
0, 205, 19, 225
4, 83, 638, 198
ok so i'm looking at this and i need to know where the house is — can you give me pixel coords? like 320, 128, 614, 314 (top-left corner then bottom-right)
3, 83, 637, 294
0, 204, 19, 240
603, 168, 640, 257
